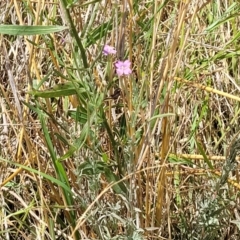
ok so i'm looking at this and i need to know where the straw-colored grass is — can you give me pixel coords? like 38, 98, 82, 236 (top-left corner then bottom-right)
1, 0, 240, 239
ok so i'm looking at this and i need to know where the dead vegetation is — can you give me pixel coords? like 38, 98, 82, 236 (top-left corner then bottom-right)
1, 0, 240, 239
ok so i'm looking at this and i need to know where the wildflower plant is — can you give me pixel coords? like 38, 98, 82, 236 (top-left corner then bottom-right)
102, 44, 132, 77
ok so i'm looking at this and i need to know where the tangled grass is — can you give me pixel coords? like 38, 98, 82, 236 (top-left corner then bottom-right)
1, 0, 240, 239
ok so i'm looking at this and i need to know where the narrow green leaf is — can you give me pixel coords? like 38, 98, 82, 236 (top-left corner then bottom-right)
196, 141, 213, 169
58, 101, 98, 161
148, 113, 175, 122
85, 20, 112, 47
0, 156, 72, 194
104, 168, 127, 196
205, 3, 237, 32
39, 110, 77, 229
28, 82, 85, 98
49, 218, 56, 240
68, 109, 88, 124
0, 25, 68, 35
60, 0, 88, 68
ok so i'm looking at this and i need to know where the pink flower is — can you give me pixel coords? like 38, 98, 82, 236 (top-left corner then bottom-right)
115, 60, 132, 76
103, 45, 117, 56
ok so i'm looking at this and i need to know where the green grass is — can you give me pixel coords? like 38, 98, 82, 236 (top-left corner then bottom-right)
1, 0, 240, 239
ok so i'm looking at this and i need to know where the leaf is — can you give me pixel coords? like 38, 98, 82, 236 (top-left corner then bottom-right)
148, 113, 175, 122
78, 160, 106, 175
104, 168, 127, 196
196, 141, 213, 169
68, 108, 88, 124
205, 3, 237, 32
0, 156, 72, 194
168, 154, 193, 165
38, 110, 78, 227
28, 82, 85, 98
85, 20, 112, 47
0, 25, 68, 36
58, 103, 97, 161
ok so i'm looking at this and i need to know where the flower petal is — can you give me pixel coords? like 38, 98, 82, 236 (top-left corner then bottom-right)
124, 68, 132, 75
116, 68, 124, 76
123, 60, 131, 67
103, 45, 116, 56
115, 60, 122, 66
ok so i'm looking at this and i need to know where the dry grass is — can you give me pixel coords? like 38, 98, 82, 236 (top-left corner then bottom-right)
1, 0, 240, 239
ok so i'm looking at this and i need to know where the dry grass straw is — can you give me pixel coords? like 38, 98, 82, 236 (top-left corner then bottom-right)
1, 1, 78, 239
